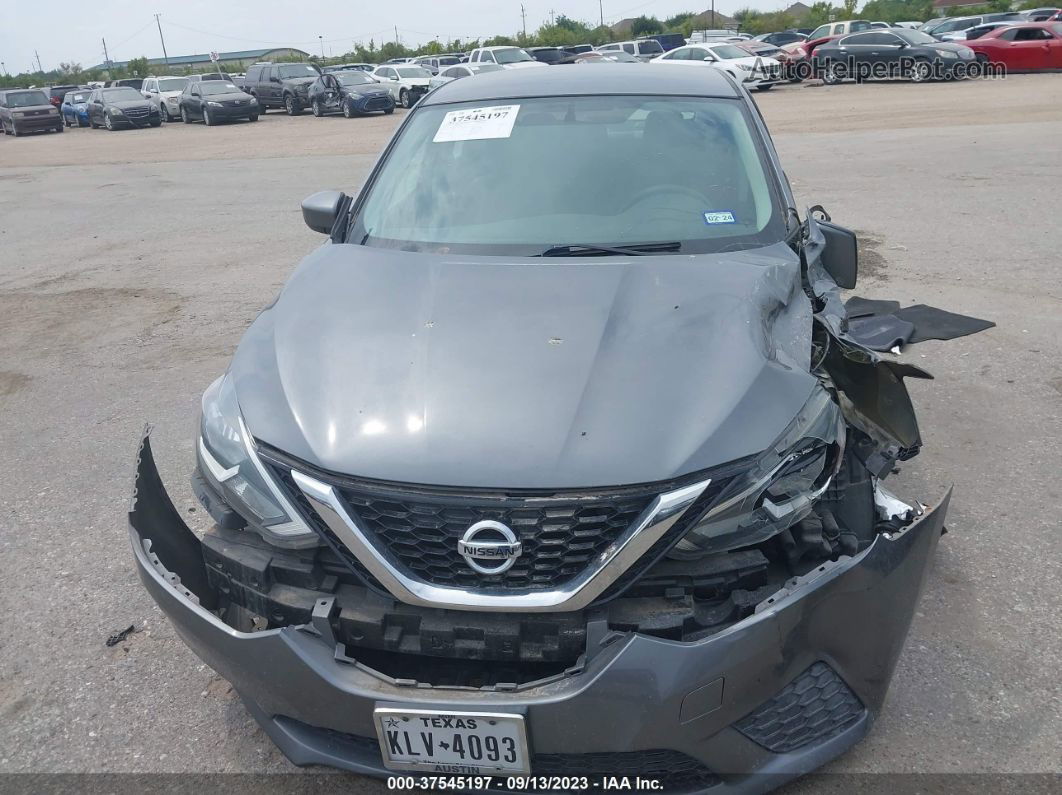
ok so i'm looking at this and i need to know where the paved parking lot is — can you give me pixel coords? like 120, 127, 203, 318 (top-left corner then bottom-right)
1, 75, 1060, 789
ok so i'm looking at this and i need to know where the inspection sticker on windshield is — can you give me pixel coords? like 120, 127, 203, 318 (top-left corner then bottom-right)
704, 211, 736, 225
433, 104, 520, 143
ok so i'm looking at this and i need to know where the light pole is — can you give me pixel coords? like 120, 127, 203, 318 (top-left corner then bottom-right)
319, 35, 325, 58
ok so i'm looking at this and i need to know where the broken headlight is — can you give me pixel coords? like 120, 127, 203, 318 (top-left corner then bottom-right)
670, 389, 844, 559
197, 374, 318, 548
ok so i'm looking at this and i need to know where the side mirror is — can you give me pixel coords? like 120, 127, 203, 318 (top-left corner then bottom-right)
818, 221, 858, 289
302, 190, 346, 235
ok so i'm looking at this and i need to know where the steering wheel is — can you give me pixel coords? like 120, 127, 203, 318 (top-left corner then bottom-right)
620, 184, 709, 213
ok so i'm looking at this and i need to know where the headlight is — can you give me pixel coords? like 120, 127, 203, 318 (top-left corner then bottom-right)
149, 105, 159, 113
111, 107, 124, 115
937, 49, 958, 59
248, 96, 258, 104
669, 389, 844, 559
207, 100, 223, 107
198, 375, 318, 548
13, 111, 26, 117
48, 107, 59, 114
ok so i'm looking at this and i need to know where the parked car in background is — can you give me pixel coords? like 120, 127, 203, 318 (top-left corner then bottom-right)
753, 31, 807, 45
307, 70, 395, 117
648, 32, 688, 50
141, 76, 189, 122
688, 29, 748, 43
87, 86, 159, 130
962, 22, 1062, 69
324, 63, 373, 73
596, 38, 665, 60
179, 81, 258, 125
815, 29, 976, 83
242, 62, 320, 115
187, 72, 233, 83
426, 63, 503, 90
46, 84, 79, 109
807, 20, 873, 40
412, 55, 463, 74
384, 57, 416, 64
783, 31, 842, 73
651, 43, 783, 89
372, 65, 432, 108
525, 47, 574, 64
895, 21, 924, 28
926, 12, 1024, 39
566, 43, 596, 53
955, 22, 1013, 40
106, 78, 144, 90
739, 40, 802, 81
61, 89, 92, 126
563, 51, 641, 64
467, 46, 548, 68
0, 89, 63, 135
1021, 7, 1060, 21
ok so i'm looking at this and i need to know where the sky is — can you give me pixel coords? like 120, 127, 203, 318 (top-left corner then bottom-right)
0, 0, 760, 74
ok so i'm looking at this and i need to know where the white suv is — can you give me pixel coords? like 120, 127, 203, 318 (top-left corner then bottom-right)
596, 39, 665, 61
141, 76, 190, 122
467, 46, 547, 69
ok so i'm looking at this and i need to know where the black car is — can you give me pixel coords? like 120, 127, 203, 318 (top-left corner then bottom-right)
242, 62, 321, 115
87, 86, 160, 130
106, 78, 144, 90
179, 81, 259, 125
816, 28, 977, 83
755, 31, 808, 46
525, 46, 575, 64
307, 71, 395, 118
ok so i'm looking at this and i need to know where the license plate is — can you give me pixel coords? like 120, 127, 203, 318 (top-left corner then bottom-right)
374, 707, 530, 775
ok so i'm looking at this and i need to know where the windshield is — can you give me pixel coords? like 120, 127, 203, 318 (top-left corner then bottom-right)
397, 67, 431, 78
102, 87, 142, 101
200, 82, 239, 95
352, 96, 782, 256
158, 78, 188, 92
494, 48, 533, 64
68, 92, 91, 103
709, 44, 750, 59
5, 90, 48, 107
639, 40, 664, 53
895, 29, 938, 43
337, 71, 374, 85
277, 64, 319, 79
438, 57, 461, 65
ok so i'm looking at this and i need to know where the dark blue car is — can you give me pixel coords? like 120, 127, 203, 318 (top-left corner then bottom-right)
307, 70, 395, 118
61, 89, 92, 127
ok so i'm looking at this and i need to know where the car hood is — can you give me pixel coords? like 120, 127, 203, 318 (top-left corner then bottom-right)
230, 244, 817, 489
930, 41, 974, 52
205, 91, 252, 101
283, 76, 319, 86
502, 60, 549, 69
348, 84, 393, 96
108, 99, 151, 110
728, 56, 781, 68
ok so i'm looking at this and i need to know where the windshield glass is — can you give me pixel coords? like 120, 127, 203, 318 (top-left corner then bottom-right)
68, 92, 91, 103
895, 29, 938, 43
397, 67, 431, 78
353, 96, 782, 256
158, 78, 188, 92
709, 44, 750, 59
200, 82, 239, 95
337, 71, 374, 85
438, 57, 461, 65
5, 90, 49, 107
277, 64, 319, 78
102, 87, 142, 101
639, 40, 664, 53
494, 48, 533, 63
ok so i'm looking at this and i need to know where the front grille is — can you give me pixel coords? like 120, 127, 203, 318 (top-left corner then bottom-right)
123, 106, 149, 119
364, 96, 392, 110
262, 444, 749, 601
222, 99, 246, 107
335, 482, 653, 590
734, 662, 865, 753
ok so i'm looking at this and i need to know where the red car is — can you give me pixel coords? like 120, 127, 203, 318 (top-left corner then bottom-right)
781, 34, 842, 78
738, 40, 803, 80
963, 22, 1062, 70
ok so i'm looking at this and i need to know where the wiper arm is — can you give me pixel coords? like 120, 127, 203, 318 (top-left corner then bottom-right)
537, 241, 682, 257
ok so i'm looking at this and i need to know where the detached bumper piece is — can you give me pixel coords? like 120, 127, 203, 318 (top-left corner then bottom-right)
130, 431, 950, 793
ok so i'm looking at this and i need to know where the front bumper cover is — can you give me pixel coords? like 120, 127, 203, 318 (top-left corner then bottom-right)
130, 432, 949, 793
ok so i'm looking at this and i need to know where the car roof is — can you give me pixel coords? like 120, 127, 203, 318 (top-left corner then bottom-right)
421, 64, 739, 106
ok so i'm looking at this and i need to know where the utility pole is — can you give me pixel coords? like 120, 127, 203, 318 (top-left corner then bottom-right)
711, 0, 716, 28
319, 35, 325, 58
395, 25, 400, 45
102, 37, 111, 67
599, 0, 604, 28
550, 8, 555, 25
1, 62, 6, 76
155, 14, 169, 67
520, 4, 527, 38
35, 50, 43, 73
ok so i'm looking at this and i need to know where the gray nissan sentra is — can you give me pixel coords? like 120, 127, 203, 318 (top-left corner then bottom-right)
130, 66, 950, 791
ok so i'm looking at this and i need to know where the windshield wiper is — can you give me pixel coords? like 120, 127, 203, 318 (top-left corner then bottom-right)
537, 241, 682, 257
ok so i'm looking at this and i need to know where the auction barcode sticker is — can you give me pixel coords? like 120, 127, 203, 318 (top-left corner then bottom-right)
433, 105, 521, 143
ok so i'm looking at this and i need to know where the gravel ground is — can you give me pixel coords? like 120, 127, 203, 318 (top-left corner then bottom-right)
0, 75, 1059, 792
